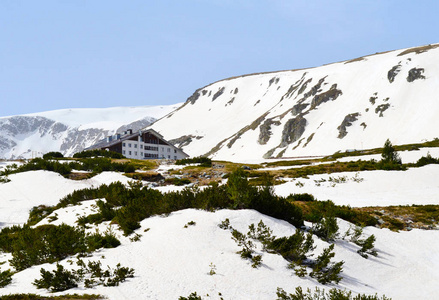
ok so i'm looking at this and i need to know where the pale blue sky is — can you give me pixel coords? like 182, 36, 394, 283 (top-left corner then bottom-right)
1, 0, 438, 116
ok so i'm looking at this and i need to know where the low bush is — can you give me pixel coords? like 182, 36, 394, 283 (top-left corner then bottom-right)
0, 269, 14, 287
43, 152, 64, 159
0, 224, 120, 271
73, 149, 124, 159
33, 263, 79, 292
176, 156, 212, 167
33, 260, 134, 292
276, 287, 391, 300
416, 153, 439, 167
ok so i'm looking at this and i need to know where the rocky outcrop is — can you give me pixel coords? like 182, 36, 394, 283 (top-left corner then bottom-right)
407, 68, 425, 82
337, 113, 360, 139
212, 87, 226, 101
186, 89, 202, 104
310, 84, 343, 109
227, 113, 268, 148
258, 118, 281, 145
291, 104, 309, 116
169, 135, 203, 148
388, 64, 401, 83
280, 115, 307, 147
375, 104, 390, 117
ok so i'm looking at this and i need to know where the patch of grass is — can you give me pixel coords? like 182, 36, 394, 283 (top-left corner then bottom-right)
397, 44, 439, 56
358, 205, 439, 231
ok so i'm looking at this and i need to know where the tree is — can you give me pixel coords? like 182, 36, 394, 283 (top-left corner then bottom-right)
381, 139, 401, 164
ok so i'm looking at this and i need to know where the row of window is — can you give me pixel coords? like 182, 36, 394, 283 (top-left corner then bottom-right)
122, 150, 177, 160
122, 142, 177, 153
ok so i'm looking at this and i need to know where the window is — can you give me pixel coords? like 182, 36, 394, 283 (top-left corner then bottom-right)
168, 155, 170, 159
161, 147, 164, 152
134, 144, 137, 148
128, 143, 132, 148
167, 148, 170, 152
122, 143, 126, 147
174, 156, 177, 159
140, 145, 143, 149
129, 151, 132, 155
135, 152, 137, 156
123, 150, 126, 154
174, 149, 177, 153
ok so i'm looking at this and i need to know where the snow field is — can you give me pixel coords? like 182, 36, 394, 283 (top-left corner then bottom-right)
1, 167, 439, 299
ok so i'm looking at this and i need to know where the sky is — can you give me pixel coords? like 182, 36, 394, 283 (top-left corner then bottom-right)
1, 0, 438, 117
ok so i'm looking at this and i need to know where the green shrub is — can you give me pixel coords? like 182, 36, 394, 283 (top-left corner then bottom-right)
312, 216, 339, 242
3, 224, 119, 271
73, 149, 124, 159
276, 287, 391, 300
0, 269, 13, 287
43, 152, 64, 159
287, 193, 316, 202
33, 263, 79, 292
309, 244, 344, 284
178, 292, 202, 300
175, 156, 212, 167
416, 152, 439, 167
267, 229, 315, 266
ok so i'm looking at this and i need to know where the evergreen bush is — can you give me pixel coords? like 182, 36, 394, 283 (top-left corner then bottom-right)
0, 269, 13, 287
33, 263, 79, 292
43, 152, 64, 159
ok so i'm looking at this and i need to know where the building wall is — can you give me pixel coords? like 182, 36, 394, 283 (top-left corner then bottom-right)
120, 136, 187, 160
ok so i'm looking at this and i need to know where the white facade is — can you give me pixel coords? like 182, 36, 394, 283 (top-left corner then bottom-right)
121, 136, 187, 160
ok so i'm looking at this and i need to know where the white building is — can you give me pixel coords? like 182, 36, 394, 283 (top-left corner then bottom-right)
88, 128, 189, 160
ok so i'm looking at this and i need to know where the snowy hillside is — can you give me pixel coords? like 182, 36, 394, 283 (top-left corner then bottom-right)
0, 104, 181, 159
1, 164, 439, 299
149, 44, 439, 161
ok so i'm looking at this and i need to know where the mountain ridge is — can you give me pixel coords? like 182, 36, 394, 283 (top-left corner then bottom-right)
149, 43, 439, 161
0, 104, 181, 159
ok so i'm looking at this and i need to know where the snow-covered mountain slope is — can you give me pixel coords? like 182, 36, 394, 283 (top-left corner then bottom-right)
1, 168, 439, 299
0, 104, 181, 159
149, 44, 439, 161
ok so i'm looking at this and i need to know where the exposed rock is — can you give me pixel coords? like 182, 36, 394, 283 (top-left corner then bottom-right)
291, 103, 309, 116
234, 88, 239, 94
369, 96, 377, 105
310, 84, 343, 109
258, 118, 281, 145
388, 64, 401, 83
298, 78, 312, 95
254, 100, 261, 106
280, 115, 307, 147
407, 68, 425, 82
337, 113, 360, 139
360, 122, 367, 130
304, 77, 326, 98
263, 148, 276, 159
375, 103, 390, 117
303, 133, 315, 147
227, 113, 268, 148
226, 98, 235, 106
168, 135, 203, 148
202, 90, 208, 96
212, 87, 226, 101
276, 149, 286, 158
187, 89, 202, 104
